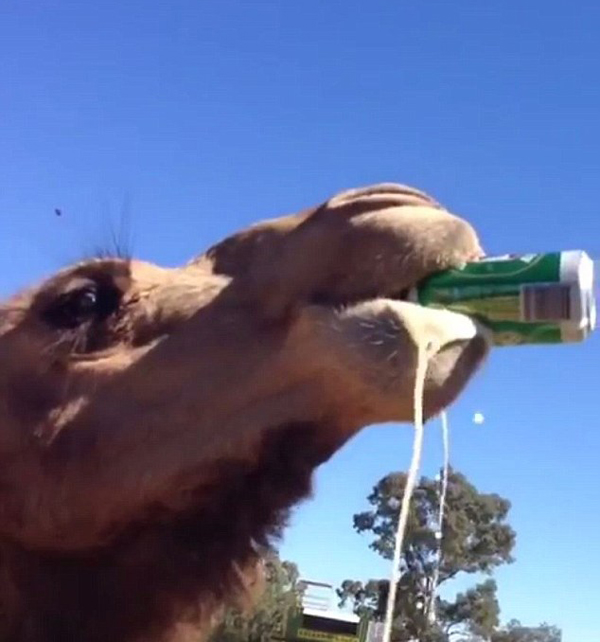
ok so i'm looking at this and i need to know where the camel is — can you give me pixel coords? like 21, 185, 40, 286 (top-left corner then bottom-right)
0, 183, 489, 642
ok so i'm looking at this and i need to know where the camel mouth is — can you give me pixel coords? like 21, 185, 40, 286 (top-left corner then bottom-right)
311, 287, 490, 422
310, 269, 489, 360
309, 287, 412, 309
338, 294, 487, 356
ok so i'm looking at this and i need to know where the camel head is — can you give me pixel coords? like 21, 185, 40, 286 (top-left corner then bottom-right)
0, 184, 488, 641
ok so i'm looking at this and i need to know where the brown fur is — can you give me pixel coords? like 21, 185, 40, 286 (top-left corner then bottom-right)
0, 184, 489, 641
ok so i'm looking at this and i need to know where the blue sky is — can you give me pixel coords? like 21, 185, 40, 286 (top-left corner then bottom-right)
1, 1, 599, 639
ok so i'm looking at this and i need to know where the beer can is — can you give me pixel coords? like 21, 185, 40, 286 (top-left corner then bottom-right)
409, 251, 596, 346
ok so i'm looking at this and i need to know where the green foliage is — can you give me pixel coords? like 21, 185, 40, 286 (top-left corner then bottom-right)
338, 576, 500, 642
208, 552, 302, 642
208, 468, 561, 642
440, 579, 500, 640
338, 467, 516, 641
492, 620, 562, 642
352, 467, 516, 579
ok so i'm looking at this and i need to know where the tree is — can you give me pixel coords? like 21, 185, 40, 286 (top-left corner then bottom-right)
492, 620, 561, 642
338, 468, 516, 641
440, 579, 500, 641
209, 552, 302, 642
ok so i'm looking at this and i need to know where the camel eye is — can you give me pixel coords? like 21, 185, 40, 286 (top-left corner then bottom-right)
43, 283, 121, 330
75, 289, 98, 314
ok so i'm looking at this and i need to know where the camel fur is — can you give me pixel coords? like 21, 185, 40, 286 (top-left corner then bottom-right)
0, 183, 489, 641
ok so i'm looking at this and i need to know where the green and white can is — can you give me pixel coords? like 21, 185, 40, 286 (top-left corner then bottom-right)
409, 251, 596, 346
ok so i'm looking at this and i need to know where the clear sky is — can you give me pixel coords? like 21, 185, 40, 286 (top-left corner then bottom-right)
1, 1, 599, 640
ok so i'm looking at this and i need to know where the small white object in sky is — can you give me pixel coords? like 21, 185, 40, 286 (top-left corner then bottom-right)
473, 412, 485, 425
